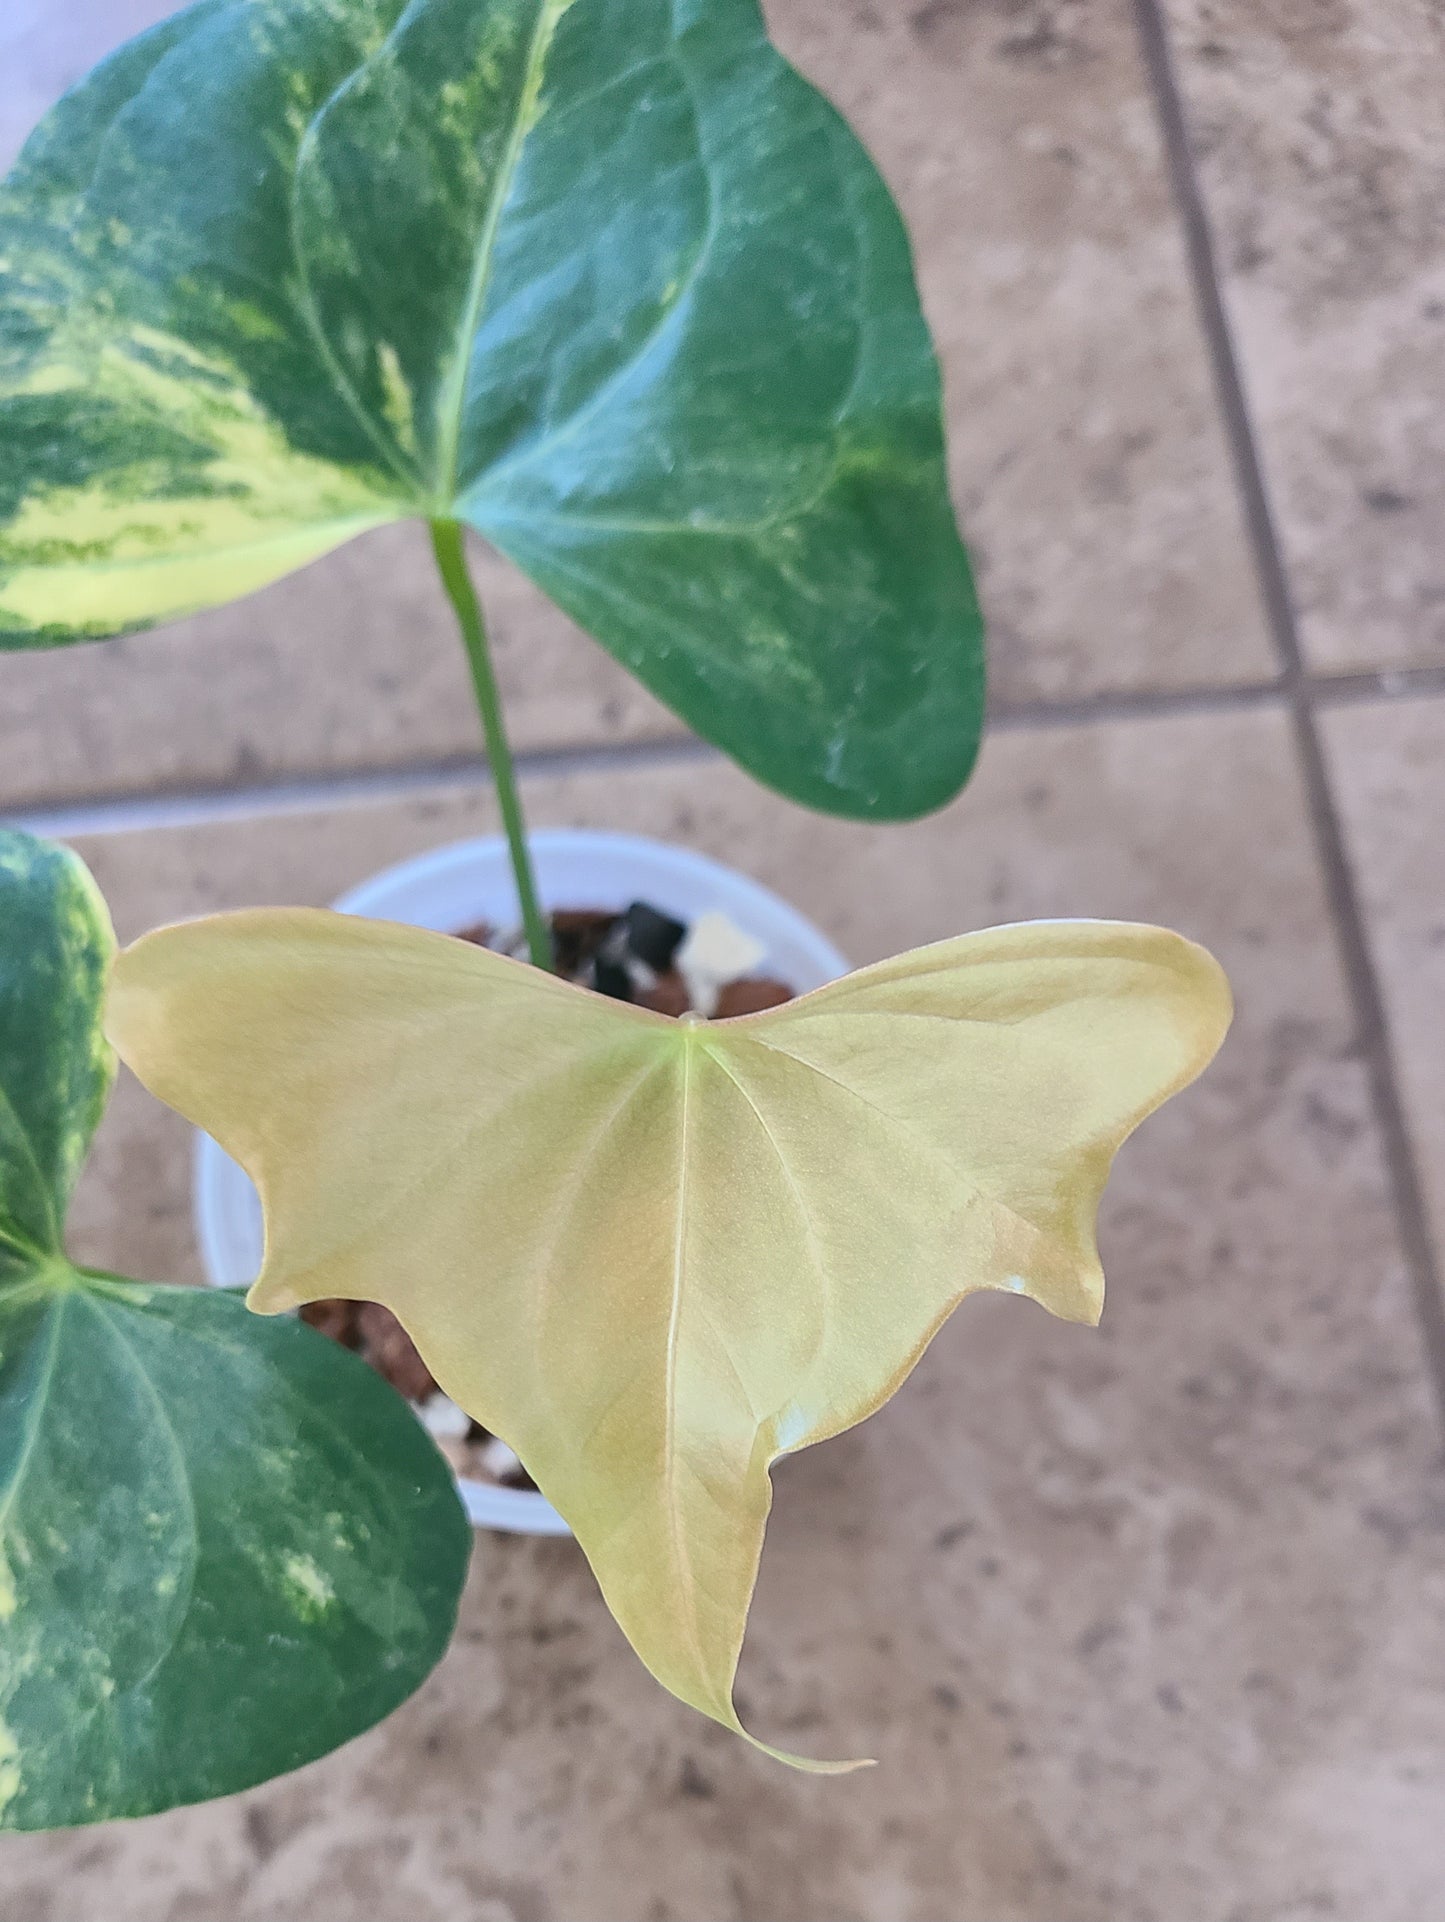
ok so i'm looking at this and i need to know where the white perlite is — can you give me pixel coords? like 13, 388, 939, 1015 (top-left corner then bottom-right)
417, 1392, 470, 1440
676, 911, 766, 1017
479, 1435, 524, 1481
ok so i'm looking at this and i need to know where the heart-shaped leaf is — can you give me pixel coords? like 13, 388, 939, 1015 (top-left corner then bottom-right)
108, 908, 1232, 1764
0, 831, 471, 1831
0, 0, 983, 821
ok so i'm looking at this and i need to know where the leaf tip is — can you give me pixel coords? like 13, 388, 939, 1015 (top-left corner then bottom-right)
741, 1726, 876, 1775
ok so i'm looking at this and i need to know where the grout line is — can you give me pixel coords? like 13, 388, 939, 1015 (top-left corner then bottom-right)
1310, 664, 1445, 707
1135, 0, 1445, 1422
1132, 0, 1301, 668
0, 680, 1319, 836
9, 664, 1445, 840
3, 734, 722, 840
988, 679, 1282, 730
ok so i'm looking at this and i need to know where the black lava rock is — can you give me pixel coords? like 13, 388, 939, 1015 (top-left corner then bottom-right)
623, 900, 688, 972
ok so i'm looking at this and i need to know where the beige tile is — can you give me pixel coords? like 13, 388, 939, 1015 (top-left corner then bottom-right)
0, 524, 679, 809
0, 0, 181, 173
770, 0, 1277, 703
1163, 0, 1445, 674
0, 1, 1277, 810
11, 707, 1444, 1919
1322, 694, 1445, 1262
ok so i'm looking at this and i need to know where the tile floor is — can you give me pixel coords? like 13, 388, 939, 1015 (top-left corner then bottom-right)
2, 2, 1444, 1919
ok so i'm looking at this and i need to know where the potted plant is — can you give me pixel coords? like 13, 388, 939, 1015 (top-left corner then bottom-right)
0, 0, 1232, 1819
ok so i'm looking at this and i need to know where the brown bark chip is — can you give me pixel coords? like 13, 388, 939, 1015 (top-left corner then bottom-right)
712, 977, 795, 1019
356, 1302, 438, 1402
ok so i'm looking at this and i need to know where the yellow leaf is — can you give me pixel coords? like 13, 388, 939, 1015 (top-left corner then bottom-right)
106, 911, 1230, 1766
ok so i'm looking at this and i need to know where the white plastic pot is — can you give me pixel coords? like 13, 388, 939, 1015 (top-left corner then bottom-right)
194, 829, 850, 1536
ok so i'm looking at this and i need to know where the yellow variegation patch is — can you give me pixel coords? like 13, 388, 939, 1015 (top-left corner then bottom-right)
0, 329, 399, 636
107, 910, 1231, 1764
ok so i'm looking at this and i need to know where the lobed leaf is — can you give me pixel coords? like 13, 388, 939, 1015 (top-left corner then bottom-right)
0, 0, 984, 820
108, 907, 1232, 1763
0, 830, 471, 1830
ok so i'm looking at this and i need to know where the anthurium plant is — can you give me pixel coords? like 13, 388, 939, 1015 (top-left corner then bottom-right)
0, 0, 1232, 1821
0, 830, 471, 1830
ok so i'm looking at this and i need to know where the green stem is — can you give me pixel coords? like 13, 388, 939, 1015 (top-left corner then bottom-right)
429, 519, 553, 972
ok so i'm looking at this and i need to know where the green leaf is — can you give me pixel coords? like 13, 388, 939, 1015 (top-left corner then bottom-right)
0, 836, 114, 1274
0, 0, 984, 820
0, 830, 471, 1830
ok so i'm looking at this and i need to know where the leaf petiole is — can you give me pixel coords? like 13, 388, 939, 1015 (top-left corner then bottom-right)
429, 519, 553, 973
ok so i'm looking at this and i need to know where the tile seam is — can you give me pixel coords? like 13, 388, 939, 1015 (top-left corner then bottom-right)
12, 669, 1445, 837
0, 684, 1292, 836
1, 736, 722, 839
1133, 0, 1445, 1422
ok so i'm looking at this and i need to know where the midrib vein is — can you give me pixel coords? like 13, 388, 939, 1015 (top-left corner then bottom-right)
662, 1032, 710, 1680
432, 0, 569, 503
0, 1078, 60, 1252
0, 1290, 69, 1535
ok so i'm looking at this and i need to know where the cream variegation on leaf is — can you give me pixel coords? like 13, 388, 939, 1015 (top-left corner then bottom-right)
106, 910, 1231, 1766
